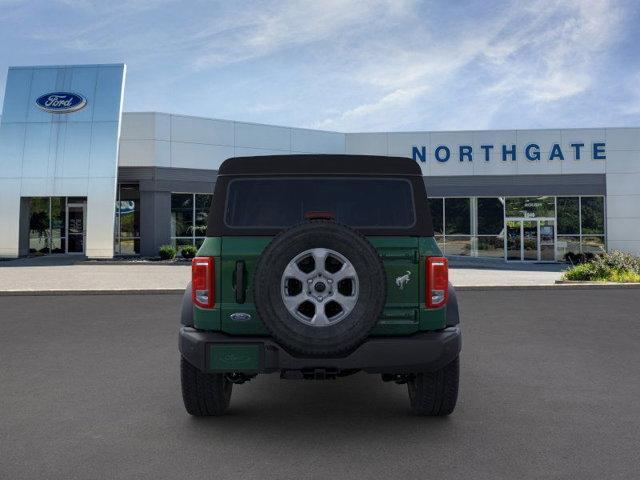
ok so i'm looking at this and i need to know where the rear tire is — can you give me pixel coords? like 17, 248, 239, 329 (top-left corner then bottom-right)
181, 357, 232, 416
407, 357, 459, 416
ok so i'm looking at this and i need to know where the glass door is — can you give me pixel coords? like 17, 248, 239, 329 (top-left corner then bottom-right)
66, 203, 86, 254
522, 221, 538, 261
506, 220, 522, 261
504, 218, 556, 261
539, 220, 556, 261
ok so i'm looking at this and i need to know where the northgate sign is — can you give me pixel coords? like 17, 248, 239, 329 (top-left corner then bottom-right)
411, 142, 606, 163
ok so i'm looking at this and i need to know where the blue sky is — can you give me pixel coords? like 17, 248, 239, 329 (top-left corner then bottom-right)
0, 0, 639, 131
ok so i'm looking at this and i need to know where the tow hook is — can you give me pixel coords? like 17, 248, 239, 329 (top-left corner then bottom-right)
225, 373, 255, 384
381, 373, 413, 384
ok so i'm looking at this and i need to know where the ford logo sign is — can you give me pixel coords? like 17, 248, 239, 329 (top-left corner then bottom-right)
35, 92, 87, 114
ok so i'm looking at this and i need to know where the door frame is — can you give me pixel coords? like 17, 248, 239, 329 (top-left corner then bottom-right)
504, 217, 556, 262
65, 202, 86, 255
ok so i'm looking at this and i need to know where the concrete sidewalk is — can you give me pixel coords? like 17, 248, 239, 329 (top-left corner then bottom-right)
448, 257, 565, 287
0, 255, 566, 293
0, 257, 190, 293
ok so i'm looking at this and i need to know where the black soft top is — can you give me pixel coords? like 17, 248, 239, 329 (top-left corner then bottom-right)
217, 154, 423, 176
208, 155, 433, 237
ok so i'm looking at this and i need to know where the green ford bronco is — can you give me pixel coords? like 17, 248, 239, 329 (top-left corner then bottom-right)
179, 154, 461, 416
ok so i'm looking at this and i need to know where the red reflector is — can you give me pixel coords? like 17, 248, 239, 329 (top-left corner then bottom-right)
426, 256, 448, 308
192, 257, 215, 309
304, 211, 335, 220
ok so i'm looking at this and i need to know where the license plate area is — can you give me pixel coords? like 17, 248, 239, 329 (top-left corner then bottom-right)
208, 343, 263, 372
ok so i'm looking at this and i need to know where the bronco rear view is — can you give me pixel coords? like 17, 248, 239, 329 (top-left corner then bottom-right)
179, 154, 461, 416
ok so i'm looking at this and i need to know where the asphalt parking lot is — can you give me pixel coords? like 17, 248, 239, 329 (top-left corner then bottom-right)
1, 289, 639, 480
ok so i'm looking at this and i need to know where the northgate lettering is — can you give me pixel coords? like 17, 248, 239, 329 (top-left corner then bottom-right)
411, 143, 606, 163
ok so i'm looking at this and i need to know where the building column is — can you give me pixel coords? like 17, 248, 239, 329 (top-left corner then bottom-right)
0, 180, 21, 258
139, 189, 171, 256
18, 197, 31, 256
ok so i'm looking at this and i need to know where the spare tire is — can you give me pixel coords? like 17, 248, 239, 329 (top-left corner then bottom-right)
253, 220, 386, 356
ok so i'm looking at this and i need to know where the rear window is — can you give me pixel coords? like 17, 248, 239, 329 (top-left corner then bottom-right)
225, 177, 416, 229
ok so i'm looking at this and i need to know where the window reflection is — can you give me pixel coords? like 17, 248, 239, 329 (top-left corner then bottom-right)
581, 197, 605, 234
430, 195, 606, 260
557, 197, 579, 235
114, 184, 140, 255
444, 198, 470, 235
428, 198, 443, 235
171, 192, 213, 249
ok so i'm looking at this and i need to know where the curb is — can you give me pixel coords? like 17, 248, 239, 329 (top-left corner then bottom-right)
456, 283, 640, 291
2, 283, 640, 296
77, 261, 191, 266
555, 280, 640, 286
0, 289, 185, 296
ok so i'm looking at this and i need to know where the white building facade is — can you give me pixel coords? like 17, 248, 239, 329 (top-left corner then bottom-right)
1, 64, 639, 261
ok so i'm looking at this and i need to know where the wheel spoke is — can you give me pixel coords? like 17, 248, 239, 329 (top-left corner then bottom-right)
333, 263, 356, 282
281, 292, 307, 311
282, 262, 306, 282
310, 307, 331, 326
310, 248, 328, 274
334, 293, 358, 312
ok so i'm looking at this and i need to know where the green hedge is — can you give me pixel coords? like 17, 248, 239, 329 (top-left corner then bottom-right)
563, 251, 640, 282
180, 244, 198, 259
159, 245, 177, 260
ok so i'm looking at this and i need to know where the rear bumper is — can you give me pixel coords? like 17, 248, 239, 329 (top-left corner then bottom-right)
179, 326, 461, 374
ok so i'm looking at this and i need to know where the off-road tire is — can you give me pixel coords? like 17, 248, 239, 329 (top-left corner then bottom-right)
181, 357, 232, 416
253, 220, 386, 356
407, 356, 459, 416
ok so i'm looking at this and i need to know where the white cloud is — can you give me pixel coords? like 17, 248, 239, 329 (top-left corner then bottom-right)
1, 0, 631, 131
315, 0, 625, 130
190, 0, 413, 69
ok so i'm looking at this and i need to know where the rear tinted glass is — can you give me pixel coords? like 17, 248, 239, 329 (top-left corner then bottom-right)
225, 177, 415, 229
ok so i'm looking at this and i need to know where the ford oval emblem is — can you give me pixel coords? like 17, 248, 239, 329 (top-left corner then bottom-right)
35, 92, 87, 114
230, 312, 252, 322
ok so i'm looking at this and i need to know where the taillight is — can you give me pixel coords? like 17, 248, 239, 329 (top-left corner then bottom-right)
426, 256, 448, 308
192, 257, 215, 309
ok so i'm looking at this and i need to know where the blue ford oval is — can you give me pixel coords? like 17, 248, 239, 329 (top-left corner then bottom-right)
35, 92, 87, 114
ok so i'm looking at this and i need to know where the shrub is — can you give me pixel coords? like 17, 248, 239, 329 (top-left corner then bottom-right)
563, 252, 595, 265
594, 250, 640, 273
180, 244, 198, 259
159, 244, 177, 260
563, 250, 640, 282
563, 263, 597, 281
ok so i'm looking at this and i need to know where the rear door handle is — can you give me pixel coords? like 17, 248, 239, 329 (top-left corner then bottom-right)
235, 261, 246, 304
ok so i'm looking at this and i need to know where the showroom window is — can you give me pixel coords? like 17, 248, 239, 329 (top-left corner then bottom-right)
114, 184, 140, 255
428, 197, 473, 256
171, 193, 213, 249
505, 196, 555, 218
444, 198, 471, 256
557, 197, 580, 259
580, 197, 606, 254
428, 198, 444, 246
427, 195, 605, 260
557, 196, 606, 257
28, 197, 65, 254
27, 196, 87, 255
477, 197, 505, 258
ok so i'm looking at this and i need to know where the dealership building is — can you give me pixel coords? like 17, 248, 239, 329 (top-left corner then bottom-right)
1, 63, 639, 261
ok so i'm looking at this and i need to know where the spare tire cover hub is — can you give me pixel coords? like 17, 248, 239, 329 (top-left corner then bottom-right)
281, 248, 359, 327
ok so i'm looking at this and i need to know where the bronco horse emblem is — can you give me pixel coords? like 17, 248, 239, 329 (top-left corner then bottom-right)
395, 270, 411, 290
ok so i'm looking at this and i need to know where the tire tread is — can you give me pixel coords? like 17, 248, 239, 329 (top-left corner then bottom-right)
408, 357, 459, 416
181, 357, 232, 416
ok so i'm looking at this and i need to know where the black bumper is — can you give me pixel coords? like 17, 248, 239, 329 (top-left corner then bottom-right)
179, 326, 461, 375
